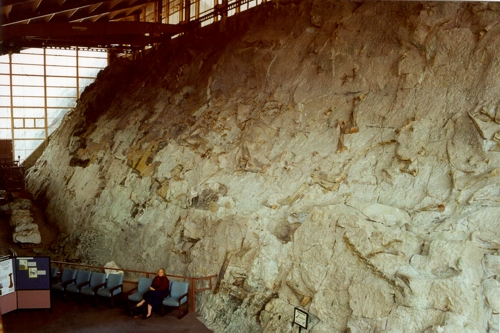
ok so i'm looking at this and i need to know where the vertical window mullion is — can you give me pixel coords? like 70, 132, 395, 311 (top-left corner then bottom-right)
9, 53, 14, 159
44, 48, 48, 143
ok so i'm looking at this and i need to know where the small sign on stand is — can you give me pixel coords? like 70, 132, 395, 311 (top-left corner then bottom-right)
292, 307, 308, 332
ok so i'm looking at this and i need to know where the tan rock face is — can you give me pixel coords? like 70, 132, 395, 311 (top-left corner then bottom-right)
26, 1, 500, 331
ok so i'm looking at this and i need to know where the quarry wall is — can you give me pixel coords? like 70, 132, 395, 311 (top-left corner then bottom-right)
26, 1, 500, 331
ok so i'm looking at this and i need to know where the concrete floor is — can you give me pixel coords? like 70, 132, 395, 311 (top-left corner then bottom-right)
2, 294, 213, 332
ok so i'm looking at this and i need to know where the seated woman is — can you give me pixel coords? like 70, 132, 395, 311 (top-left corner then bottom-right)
136, 268, 169, 319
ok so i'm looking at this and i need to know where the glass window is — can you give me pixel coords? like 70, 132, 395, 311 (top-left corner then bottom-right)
79, 78, 95, 90
13, 119, 23, 127
11, 64, 44, 75
13, 54, 44, 65
12, 75, 44, 86
46, 76, 76, 87
169, 12, 180, 24
16, 139, 44, 150
0, 75, 10, 85
0, 63, 9, 73
0, 108, 11, 117
200, 0, 214, 14
47, 97, 76, 108
13, 108, 44, 118
79, 67, 103, 77
78, 57, 108, 67
48, 120, 63, 134
46, 48, 75, 56
46, 55, 76, 67
23, 118, 35, 128
0, 129, 12, 139
47, 108, 70, 119
47, 87, 76, 97
1, 47, 105, 161
0, 118, 11, 129
0, 96, 11, 106
14, 128, 46, 139
12, 96, 45, 106
78, 49, 107, 58
12, 86, 45, 97
20, 49, 43, 55
36, 119, 45, 128
0, 85, 9, 96
46, 66, 77, 77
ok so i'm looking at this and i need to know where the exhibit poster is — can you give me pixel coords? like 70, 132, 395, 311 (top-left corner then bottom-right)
15, 257, 50, 290
0, 257, 15, 296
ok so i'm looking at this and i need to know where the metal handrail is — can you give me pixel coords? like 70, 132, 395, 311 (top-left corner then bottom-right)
52, 261, 216, 312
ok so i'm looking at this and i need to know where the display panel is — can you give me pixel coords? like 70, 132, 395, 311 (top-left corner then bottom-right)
0, 257, 15, 296
15, 257, 51, 290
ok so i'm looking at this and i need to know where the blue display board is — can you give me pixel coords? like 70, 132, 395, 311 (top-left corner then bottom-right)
15, 257, 51, 290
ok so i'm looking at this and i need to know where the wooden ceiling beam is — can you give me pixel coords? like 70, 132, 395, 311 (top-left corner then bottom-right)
1, 0, 34, 7
65, 0, 152, 23
3, 5, 13, 18
31, 0, 44, 12
1, 0, 118, 25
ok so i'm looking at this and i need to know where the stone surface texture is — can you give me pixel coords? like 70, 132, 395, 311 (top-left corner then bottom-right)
3, 199, 42, 244
26, 1, 500, 332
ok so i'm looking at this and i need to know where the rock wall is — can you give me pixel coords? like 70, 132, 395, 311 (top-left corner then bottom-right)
26, 1, 500, 332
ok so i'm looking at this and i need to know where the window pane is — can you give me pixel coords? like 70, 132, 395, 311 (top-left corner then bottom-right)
36, 119, 45, 127
47, 97, 76, 107
46, 55, 76, 67
12, 97, 44, 106
47, 87, 76, 97
169, 11, 180, 24
15, 139, 44, 161
20, 48, 43, 55
13, 108, 44, 117
11, 64, 44, 75
79, 78, 95, 89
0, 96, 11, 106
11, 75, 44, 86
0, 118, 11, 128
12, 86, 44, 97
23, 118, 35, 128
79, 67, 102, 77
46, 76, 75, 87
0, 108, 10, 117
0, 76, 10, 85
0, 129, 12, 139
48, 118, 63, 134
78, 57, 107, 67
14, 128, 45, 139
47, 108, 70, 119
14, 54, 44, 65
0, 84, 9, 96
15, 139, 44, 151
46, 66, 77, 76
46, 48, 75, 56
78, 50, 107, 57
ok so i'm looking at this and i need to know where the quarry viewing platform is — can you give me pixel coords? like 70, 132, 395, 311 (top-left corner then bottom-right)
51, 260, 217, 313
0, 260, 216, 332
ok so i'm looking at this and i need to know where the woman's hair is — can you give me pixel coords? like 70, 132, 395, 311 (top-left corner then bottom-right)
158, 268, 166, 275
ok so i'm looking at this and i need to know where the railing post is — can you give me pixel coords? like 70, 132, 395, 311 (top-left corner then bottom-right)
190, 277, 195, 312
